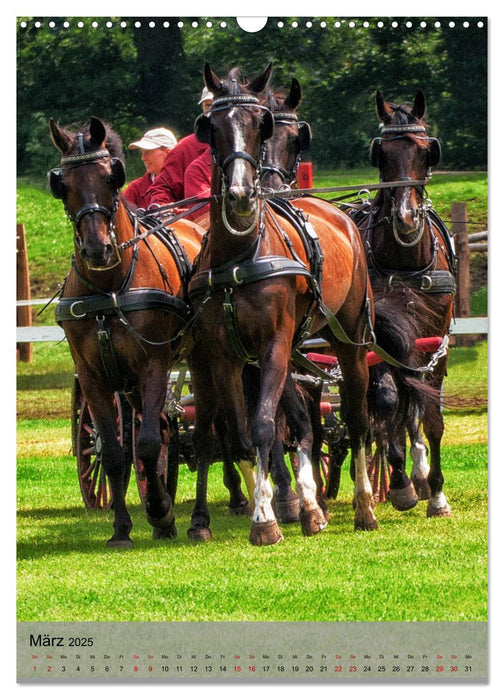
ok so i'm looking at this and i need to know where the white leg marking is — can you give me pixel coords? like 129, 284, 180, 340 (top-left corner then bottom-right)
410, 440, 430, 482
252, 454, 276, 524
295, 447, 319, 511
429, 491, 449, 510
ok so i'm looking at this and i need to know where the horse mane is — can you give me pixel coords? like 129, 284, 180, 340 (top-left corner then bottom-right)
60, 120, 125, 160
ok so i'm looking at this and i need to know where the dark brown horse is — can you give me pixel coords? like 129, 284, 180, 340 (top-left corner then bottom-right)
49, 117, 204, 547
186, 64, 384, 545
351, 90, 455, 517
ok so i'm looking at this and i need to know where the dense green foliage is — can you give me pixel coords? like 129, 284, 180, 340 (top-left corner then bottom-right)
17, 16, 487, 178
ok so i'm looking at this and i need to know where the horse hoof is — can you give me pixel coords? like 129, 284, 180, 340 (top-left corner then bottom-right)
389, 484, 418, 511
273, 496, 300, 523
354, 514, 378, 531
107, 537, 134, 549
300, 508, 327, 536
249, 521, 283, 546
229, 500, 251, 516
412, 477, 431, 500
187, 526, 212, 542
427, 503, 452, 518
152, 520, 177, 540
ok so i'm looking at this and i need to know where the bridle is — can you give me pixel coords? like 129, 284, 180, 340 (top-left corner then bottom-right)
261, 111, 301, 190
197, 92, 273, 236
49, 138, 125, 268
371, 123, 439, 248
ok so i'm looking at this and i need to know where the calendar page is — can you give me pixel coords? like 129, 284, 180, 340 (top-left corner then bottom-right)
15, 10, 488, 685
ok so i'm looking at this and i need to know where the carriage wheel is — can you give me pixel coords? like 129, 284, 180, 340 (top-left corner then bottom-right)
75, 392, 131, 510
132, 412, 179, 507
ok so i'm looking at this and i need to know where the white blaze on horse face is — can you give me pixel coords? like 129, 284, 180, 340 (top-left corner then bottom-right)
227, 109, 249, 194
252, 454, 276, 523
295, 447, 319, 512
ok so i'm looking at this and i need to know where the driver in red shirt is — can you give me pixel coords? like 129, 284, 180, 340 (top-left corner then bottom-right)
145, 87, 213, 209
123, 127, 177, 209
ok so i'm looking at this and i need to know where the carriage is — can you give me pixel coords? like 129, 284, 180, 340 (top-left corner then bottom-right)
50, 65, 454, 547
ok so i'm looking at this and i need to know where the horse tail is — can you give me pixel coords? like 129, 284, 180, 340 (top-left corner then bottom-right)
368, 297, 442, 439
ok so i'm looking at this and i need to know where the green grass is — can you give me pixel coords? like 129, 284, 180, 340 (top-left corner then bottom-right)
16, 442, 487, 622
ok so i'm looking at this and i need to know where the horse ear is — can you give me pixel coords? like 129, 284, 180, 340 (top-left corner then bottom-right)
247, 62, 273, 95
90, 116, 107, 147
375, 90, 392, 123
427, 137, 441, 167
111, 158, 126, 188
194, 114, 213, 145
370, 138, 381, 168
412, 90, 426, 119
259, 110, 274, 142
285, 78, 302, 110
204, 63, 223, 96
49, 118, 72, 154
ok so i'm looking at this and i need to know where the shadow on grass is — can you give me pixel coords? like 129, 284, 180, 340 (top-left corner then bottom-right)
16, 500, 260, 560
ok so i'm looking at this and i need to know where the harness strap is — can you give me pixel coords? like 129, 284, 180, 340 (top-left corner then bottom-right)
222, 288, 255, 362
96, 316, 128, 392
188, 254, 312, 298
55, 288, 191, 324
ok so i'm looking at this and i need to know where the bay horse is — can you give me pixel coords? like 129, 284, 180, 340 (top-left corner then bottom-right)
351, 90, 455, 517
186, 63, 394, 545
49, 116, 205, 547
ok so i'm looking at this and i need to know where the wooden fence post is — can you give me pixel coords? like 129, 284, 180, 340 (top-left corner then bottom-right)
16, 223, 32, 362
452, 202, 472, 347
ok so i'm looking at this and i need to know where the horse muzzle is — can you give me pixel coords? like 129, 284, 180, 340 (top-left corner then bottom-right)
227, 185, 257, 217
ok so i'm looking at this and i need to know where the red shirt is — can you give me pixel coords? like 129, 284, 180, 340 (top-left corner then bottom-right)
146, 133, 209, 207
182, 149, 212, 220
123, 172, 155, 209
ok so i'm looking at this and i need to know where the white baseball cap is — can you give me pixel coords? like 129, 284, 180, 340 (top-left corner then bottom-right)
128, 127, 177, 150
198, 87, 214, 104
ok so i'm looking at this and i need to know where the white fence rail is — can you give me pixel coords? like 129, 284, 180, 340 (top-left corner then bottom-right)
15, 300, 488, 343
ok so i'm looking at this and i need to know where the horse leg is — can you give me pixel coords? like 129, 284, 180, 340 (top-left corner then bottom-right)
338, 346, 377, 531
423, 373, 451, 517
270, 438, 300, 523
408, 412, 431, 500
249, 345, 293, 546
387, 431, 419, 511
137, 367, 176, 539
279, 372, 327, 535
214, 411, 250, 515
82, 380, 133, 547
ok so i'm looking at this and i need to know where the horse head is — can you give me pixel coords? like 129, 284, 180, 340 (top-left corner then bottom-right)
261, 78, 312, 192
194, 63, 273, 234
49, 116, 126, 269
371, 90, 441, 240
